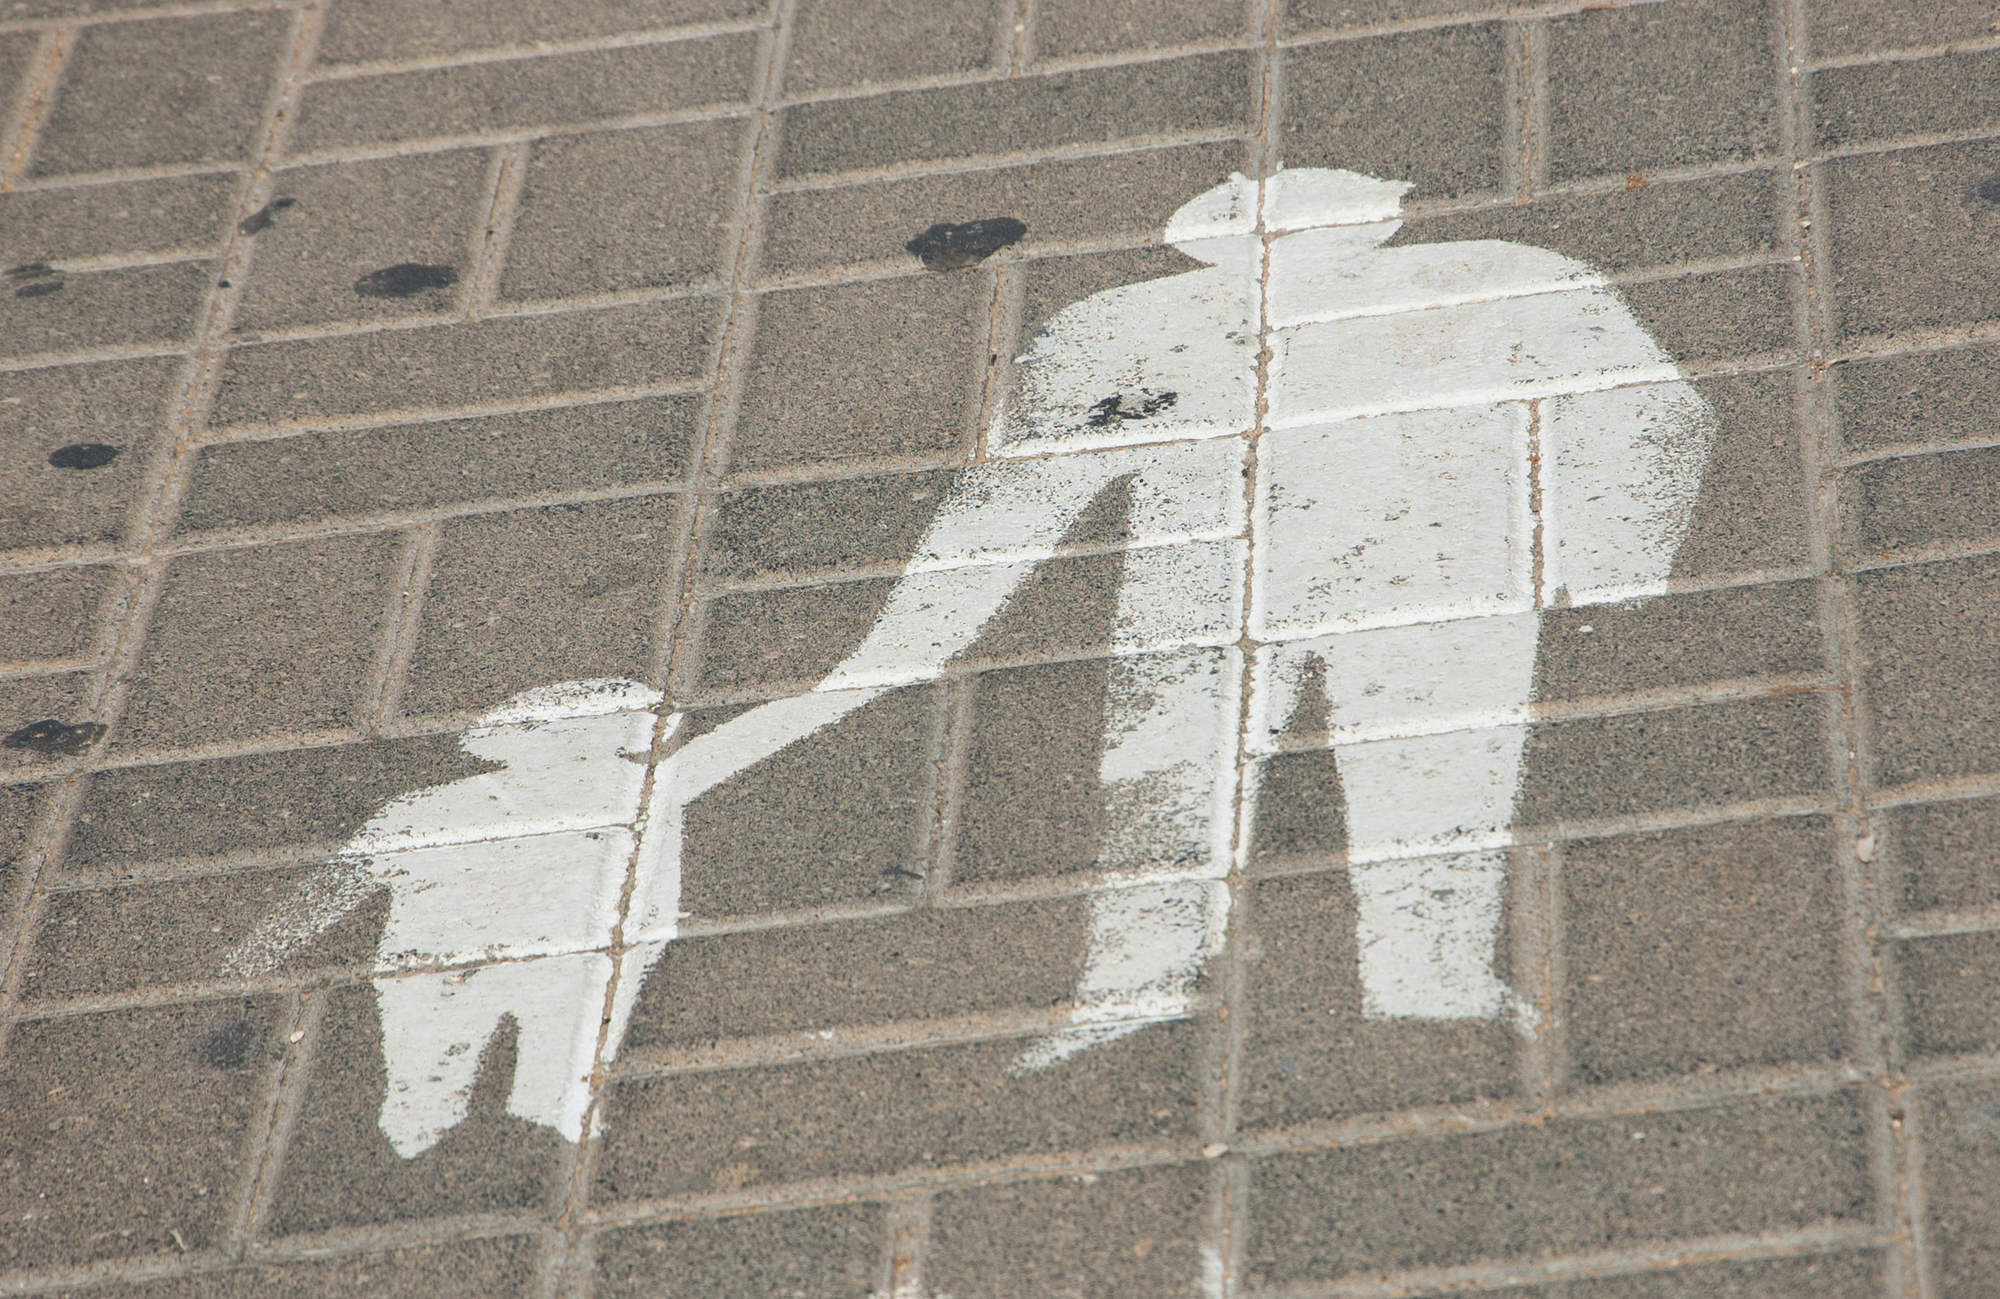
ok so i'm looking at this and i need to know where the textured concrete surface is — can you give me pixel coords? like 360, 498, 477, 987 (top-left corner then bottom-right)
0, 0, 1992, 1295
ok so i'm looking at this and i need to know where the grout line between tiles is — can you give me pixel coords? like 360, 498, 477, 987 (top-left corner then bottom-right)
464, 141, 529, 315
1781, 2, 1918, 1297
302, 18, 769, 82
547, 5, 798, 1293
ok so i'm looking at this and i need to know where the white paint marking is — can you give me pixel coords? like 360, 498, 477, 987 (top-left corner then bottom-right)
1251, 613, 1540, 750
220, 167, 1712, 1153
1350, 853, 1511, 1020
1251, 405, 1534, 641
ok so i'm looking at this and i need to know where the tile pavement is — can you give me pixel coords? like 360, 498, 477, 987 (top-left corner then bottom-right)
0, 0, 1995, 1294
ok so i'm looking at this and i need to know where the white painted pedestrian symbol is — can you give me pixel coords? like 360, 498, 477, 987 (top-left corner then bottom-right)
225, 169, 1712, 1156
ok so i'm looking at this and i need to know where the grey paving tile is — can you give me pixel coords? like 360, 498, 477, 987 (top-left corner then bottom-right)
1033, 0, 1252, 60
700, 468, 948, 585
1810, 0, 1997, 60
1813, 48, 2000, 151
0, 564, 115, 664
686, 576, 894, 696
953, 547, 1133, 664
623, 898, 1087, 1050
593, 1204, 885, 1299
1248, 751, 1345, 860
951, 657, 1111, 878
1857, 553, 2000, 788
210, 298, 718, 429
1283, 0, 1538, 37
1889, 793, 2000, 915
0, 258, 216, 362
1532, 581, 1825, 702
179, 396, 699, 533
16, 868, 379, 1005
1387, 171, 1785, 275
1671, 370, 1814, 581
1240, 871, 1515, 1127
775, 51, 1254, 179
316, 0, 765, 64
31, 13, 289, 178
1837, 343, 2000, 457
1242, 1093, 1873, 1285
0, 998, 287, 1271
758, 140, 1245, 280
1515, 694, 1832, 825
0, 778, 47, 874
1822, 139, 2000, 341
594, 1021, 1206, 1197
1843, 443, 2000, 559
0, 356, 179, 556
1620, 264, 1800, 371
1018, 243, 1208, 338
293, 35, 759, 152
0, 34, 38, 134
1563, 816, 1846, 1086
49, 1238, 544, 1299
0, 781, 41, 943
1915, 1076, 2000, 1296
784, 0, 1001, 94
232, 151, 486, 334
927, 1163, 1212, 1299
955, 655, 1156, 884
1444, 1252, 1885, 1298
679, 686, 937, 917
1281, 26, 1503, 204
500, 120, 750, 302
1898, 931, 2000, 1058
60, 736, 496, 877
0, 671, 97, 778
113, 535, 401, 753
2, 0, 265, 14
729, 273, 987, 474
266, 985, 566, 1236
402, 496, 681, 718
1544, 0, 1779, 184
0, 173, 239, 265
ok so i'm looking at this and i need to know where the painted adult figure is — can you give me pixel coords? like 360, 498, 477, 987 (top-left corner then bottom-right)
228, 168, 1712, 1155
629, 166, 1714, 1057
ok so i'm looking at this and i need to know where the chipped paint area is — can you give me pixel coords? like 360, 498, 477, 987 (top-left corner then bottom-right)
224, 168, 1712, 1154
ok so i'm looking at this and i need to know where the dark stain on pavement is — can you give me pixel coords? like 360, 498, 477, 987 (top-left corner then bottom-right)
7, 261, 62, 297
237, 196, 296, 234
195, 1018, 258, 1069
354, 262, 459, 298
4, 719, 106, 756
1086, 390, 1178, 427
906, 217, 1028, 270
47, 442, 121, 469
1975, 175, 2000, 206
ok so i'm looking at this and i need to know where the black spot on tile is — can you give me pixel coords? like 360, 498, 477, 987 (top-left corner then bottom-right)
1976, 175, 2000, 206
354, 263, 459, 298
3, 719, 106, 756
47, 443, 121, 469
1085, 390, 1178, 427
905, 217, 1028, 271
237, 196, 296, 235
195, 1019, 257, 1069
14, 278, 61, 298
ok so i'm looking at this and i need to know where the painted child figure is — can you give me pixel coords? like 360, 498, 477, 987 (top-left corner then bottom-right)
228, 169, 1712, 1156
